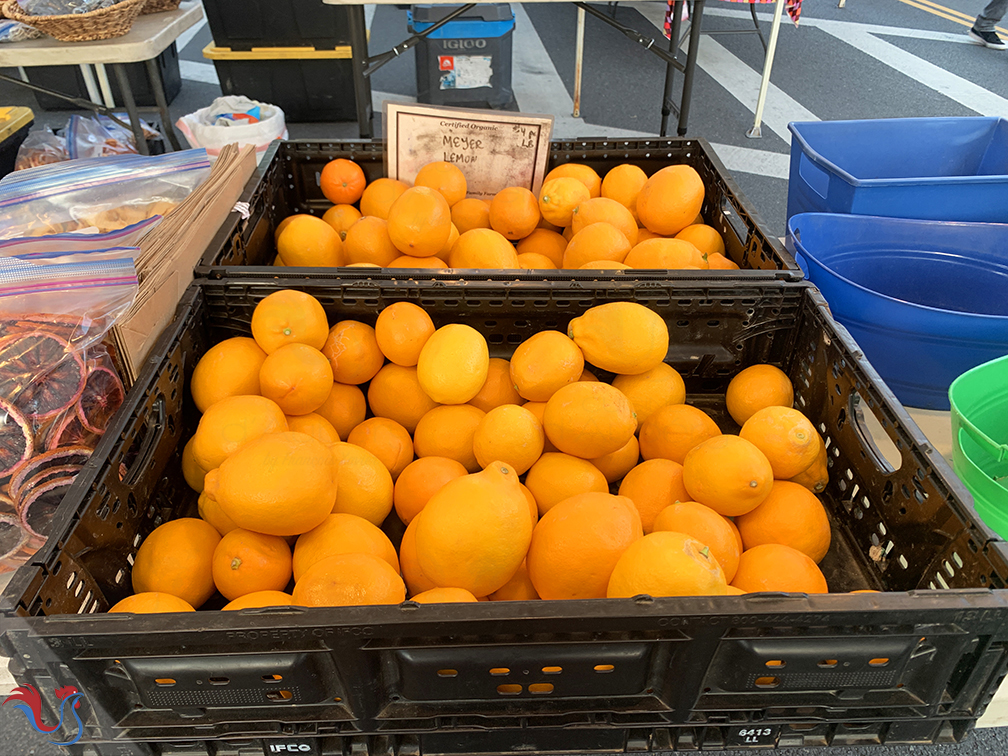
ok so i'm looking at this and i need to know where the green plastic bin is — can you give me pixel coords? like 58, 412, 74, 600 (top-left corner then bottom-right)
950, 353, 1008, 537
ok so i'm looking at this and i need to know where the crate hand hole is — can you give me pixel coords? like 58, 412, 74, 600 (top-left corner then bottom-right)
265, 690, 293, 701
262, 674, 283, 682
155, 678, 176, 686
594, 664, 615, 673
489, 667, 510, 676
497, 684, 522, 696
764, 660, 785, 669
817, 659, 838, 668
436, 669, 457, 678
754, 676, 780, 689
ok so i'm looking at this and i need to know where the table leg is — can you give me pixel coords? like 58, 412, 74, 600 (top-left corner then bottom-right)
112, 63, 149, 156
96, 64, 116, 108
660, 1, 685, 137
746, 0, 785, 139
349, 4, 373, 138
677, 0, 704, 136
80, 64, 103, 105
146, 57, 182, 151
573, 6, 586, 118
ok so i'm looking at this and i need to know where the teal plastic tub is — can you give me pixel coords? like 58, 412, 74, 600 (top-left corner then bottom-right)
950, 354, 1008, 538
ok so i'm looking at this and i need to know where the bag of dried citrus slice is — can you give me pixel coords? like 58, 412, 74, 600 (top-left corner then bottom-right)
0, 255, 137, 571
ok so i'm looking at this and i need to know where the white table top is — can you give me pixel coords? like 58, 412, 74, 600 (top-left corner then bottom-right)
0, 1, 202, 67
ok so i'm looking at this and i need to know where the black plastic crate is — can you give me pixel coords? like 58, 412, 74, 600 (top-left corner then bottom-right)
205, 48, 359, 123
194, 138, 801, 280
25, 43, 182, 111
3, 278, 1008, 755
202, 0, 352, 51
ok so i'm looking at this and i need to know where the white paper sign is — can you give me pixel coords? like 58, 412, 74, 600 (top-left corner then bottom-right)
385, 102, 554, 199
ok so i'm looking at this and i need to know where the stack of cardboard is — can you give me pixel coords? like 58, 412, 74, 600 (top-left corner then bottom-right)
111, 143, 257, 384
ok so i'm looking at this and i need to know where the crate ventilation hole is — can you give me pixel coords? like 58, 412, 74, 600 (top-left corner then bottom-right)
438, 663, 615, 694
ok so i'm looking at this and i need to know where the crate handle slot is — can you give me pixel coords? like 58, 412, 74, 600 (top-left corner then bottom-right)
720, 195, 750, 250
121, 395, 167, 487
850, 392, 903, 473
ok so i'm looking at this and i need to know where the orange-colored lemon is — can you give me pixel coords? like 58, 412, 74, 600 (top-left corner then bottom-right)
731, 543, 828, 594
510, 330, 584, 401
286, 413, 340, 444
735, 480, 831, 563
251, 289, 329, 354
707, 252, 740, 270
191, 395, 288, 472
450, 197, 491, 234
527, 492, 643, 599
259, 343, 333, 416
639, 403, 722, 464
516, 228, 567, 268
539, 177, 591, 227
545, 164, 601, 198
653, 501, 741, 582
543, 382, 636, 459
473, 404, 545, 475
448, 228, 519, 268
274, 214, 310, 242
110, 593, 195, 614
617, 458, 689, 533
469, 358, 523, 413
414, 161, 468, 206
611, 363, 686, 430
389, 255, 449, 269
367, 364, 439, 434
590, 434, 641, 484
132, 518, 221, 608
411, 587, 478, 603
414, 462, 532, 596
208, 432, 338, 536
360, 177, 409, 219
416, 324, 489, 404
675, 224, 725, 258
330, 442, 394, 526
607, 531, 727, 597
562, 222, 632, 269
375, 302, 435, 367
636, 164, 705, 236
293, 552, 406, 606
293, 512, 400, 581
413, 404, 485, 472
400, 516, 437, 596
191, 337, 266, 413
198, 490, 239, 536
315, 382, 367, 439
347, 417, 414, 480
320, 158, 366, 204
624, 238, 708, 269
322, 203, 362, 241
517, 252, 557, 268
387, 186, 452, 257
601, 164, 648, 223
567, 302, 668, 375
488, 560, 540, 601
343, 216, 400, 266
522, 401, 558, 453
580, 261, 630, 270
725, 364, 794, 426
323, 320, 385, 385
183, 437, 208, 493
682, 435, 774, 517
394, 456, 469, 524
212, 528, 292, 601
739, 406, 820, 479
276, 215, 344, 267
790, 432, 829, 494
571, 197, 638, 246
222, 591, 294, 610
636, 228, 665, 242
525, 452, 607, 516
489, 186, 541, 240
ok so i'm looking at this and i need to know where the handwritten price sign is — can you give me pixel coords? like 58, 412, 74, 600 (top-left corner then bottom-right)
385, 102, 554, 199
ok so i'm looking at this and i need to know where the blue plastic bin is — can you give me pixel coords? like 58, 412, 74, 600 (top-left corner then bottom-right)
786, 212, 1008, 410
787, 118, 1008, 223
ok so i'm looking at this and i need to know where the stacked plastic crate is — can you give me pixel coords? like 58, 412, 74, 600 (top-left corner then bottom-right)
201, 0, 360, 122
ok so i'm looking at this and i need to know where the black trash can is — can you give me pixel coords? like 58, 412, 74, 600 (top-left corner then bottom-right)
408, 4, 515, 109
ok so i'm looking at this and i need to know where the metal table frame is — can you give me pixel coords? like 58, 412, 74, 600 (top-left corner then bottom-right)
331, 0, 707, 138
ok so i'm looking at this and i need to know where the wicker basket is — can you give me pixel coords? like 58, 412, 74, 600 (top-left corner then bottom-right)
1, 0, 147, 42
141, 0, 180, 14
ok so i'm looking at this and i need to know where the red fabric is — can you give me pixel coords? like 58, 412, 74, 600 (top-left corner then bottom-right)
664, 0, 803, 39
